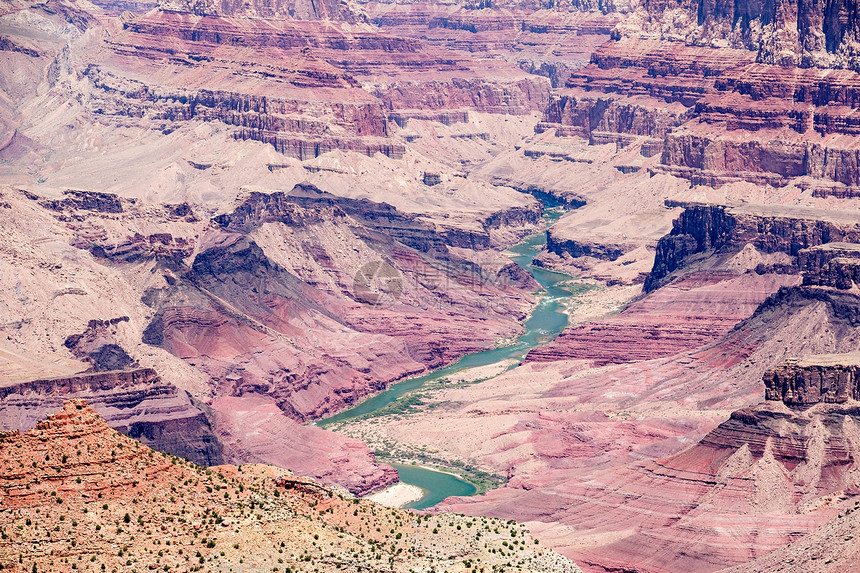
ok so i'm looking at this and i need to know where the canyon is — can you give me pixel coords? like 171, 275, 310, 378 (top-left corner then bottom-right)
3, 0, 860, 570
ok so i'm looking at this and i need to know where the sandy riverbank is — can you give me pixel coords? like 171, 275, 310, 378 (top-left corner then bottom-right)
365, 482, 424, 508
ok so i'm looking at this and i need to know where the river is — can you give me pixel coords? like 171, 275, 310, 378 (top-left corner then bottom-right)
320, 202, 578, 509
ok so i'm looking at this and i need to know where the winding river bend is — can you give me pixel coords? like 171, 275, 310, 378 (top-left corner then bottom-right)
321, 203, 578, 508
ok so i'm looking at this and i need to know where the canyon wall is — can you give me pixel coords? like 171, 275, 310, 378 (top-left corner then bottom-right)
159, 0, 366, 22
135, 184, 537, 426
0, 369, 224, 465
646, 203, 860, 290
81, 7, 550, 160
535, 32, 860, 193
632, 0, 860, 71
763, 352, 860, 405
798, 242, 860, 289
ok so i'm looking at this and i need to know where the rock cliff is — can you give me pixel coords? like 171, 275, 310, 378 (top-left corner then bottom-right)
646, 203, 860, 291
763, 352, 860, 405
631, 0, 860, 71
539, 35, 860, 190
159, 0, 365, 22
798, 242, 860, 289
0, 368, 223, 465
138, 184, 536, 420
77, 5, 550, 161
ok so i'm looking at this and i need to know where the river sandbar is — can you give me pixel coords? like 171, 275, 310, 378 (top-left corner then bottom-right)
365, 482, 425, 508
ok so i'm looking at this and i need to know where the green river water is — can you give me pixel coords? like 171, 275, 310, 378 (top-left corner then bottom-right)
320, 203, 577, 509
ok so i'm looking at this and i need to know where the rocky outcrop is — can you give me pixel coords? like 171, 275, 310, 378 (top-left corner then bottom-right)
537, 90, 691, 139
215, 185, 449, 253
389, 110, 469, 127
374, 77, 550, 116
140, 189, 536, 425
527, 270, 799, 364
87, 232, 194, 265
87, 0, 159, 13
79, 6, 553, 160
550, 37, 860, 188
546, 225, 629, 261
763, 353, 860, 405
63, 317, 137, 372
0, 369, 224, 465
632, 0, 860, 71
0, 35, 40, 58
799, 242, 860, 289
646, 203, 860, 291
40, 189, 123, 213
84, 58, 400, 160
158, 0, 365, 22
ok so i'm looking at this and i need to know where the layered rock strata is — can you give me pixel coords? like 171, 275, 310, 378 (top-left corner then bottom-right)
0, 368, 223, 465
137, 184, 537, 427
528, 201, 860, 364
540, 36, 860, 190
418, 291, 860, 571
527, 270, 800, 364
629, 0, 860, 71
647, 203, 860, 291
80, 4, 550, 160
799, 242, 860, 289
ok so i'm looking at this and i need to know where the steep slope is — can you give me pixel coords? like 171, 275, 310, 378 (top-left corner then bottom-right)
625, 0, 860, 70
724, 501, 860, 572
0, 400, 580, 572
340, 285, 860, 571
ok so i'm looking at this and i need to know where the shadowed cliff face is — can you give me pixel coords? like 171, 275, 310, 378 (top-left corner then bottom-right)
645, 204, 860, 291
633, 0, 860, 70
0, 369, 224, 465
213, 186, 454, 253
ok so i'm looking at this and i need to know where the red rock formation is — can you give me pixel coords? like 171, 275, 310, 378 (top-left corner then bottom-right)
632, 0, 860, 71
128, 186, 537, 443
725, 496, 860, 571
529, 202, 860, 365
543, 36, 860, 189
646, 203, 860, 291
211, 394, 398, 495
160, 0, 365, 22
0, 367, 401, 494
528, 270, 799, 364
78, 6, 551, 160
437, 283, 860, 571
0, 368, 224, 465
799, 242, 860, 289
